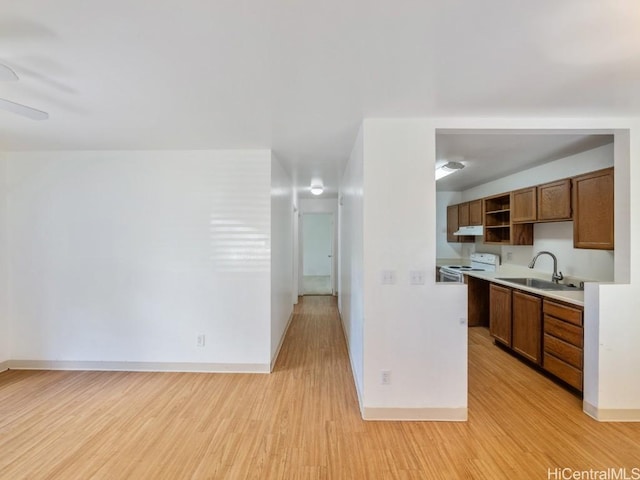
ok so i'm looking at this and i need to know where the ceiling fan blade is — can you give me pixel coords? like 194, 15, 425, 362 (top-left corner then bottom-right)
0, 98, 48, 120
0, 63, 18, 81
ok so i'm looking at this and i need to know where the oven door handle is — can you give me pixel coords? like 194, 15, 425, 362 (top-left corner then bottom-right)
439, 268, 463, 283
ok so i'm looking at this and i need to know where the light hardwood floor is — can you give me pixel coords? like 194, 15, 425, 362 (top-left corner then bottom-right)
1, 296, 639, 479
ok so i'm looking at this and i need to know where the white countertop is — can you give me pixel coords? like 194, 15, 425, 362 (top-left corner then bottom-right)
463, 264, 585, 307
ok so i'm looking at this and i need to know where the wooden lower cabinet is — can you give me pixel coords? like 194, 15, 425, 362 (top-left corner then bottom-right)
512, 291, 542, 364
543, 299, 584, 391
489, 283, 512, 346
488, 283, 584, 392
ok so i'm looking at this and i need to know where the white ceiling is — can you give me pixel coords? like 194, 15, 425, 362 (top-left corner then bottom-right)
1, 1, 639, 198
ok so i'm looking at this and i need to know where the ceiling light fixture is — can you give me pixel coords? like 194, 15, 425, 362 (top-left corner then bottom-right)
435, 161, 465, 180
310, 179, 324, 195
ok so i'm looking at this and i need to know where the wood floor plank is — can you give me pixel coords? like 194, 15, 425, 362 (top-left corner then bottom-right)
0, 296, 639, 479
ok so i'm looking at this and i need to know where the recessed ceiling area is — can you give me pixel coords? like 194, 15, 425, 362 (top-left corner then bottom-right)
435, 131, 614, 192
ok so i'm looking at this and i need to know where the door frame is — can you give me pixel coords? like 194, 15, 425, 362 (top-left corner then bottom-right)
299, 211, 336, 295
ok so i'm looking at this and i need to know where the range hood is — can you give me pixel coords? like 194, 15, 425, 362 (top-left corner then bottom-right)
454, 225, 484, 236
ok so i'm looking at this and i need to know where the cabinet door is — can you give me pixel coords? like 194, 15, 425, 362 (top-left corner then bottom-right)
512, 187, 537, 223
447, 204, 459, 242
447, 204, 474, 243
512, 291, 542, 364
489, 284, 511, 346
573, 168, 614, 250
468, 199, 482, 226
538, 179, 571, 222
458, 202, 470, 227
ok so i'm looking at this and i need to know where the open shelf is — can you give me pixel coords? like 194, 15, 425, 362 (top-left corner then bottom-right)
483, 193, 533, 245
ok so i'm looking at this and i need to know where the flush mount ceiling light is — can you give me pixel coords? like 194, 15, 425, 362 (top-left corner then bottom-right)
435, 161, 465, 180
310, 184, 324, 195
310, 179, 324, 195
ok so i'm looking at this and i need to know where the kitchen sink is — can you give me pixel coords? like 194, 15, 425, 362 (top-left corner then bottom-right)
496, 277, 584, 291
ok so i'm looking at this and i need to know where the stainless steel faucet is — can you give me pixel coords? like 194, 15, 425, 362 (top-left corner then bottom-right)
528, 251, 564, 283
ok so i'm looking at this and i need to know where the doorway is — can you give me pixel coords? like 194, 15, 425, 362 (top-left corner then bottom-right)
301, 213, 334, 295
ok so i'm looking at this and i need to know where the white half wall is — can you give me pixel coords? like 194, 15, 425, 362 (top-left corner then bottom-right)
339, 126, 365, 409
0, 154, 8, 368
584, 282, 640, 421
362, 119, 467, 420
6, 150, 273, 371
270, 153, 294, 366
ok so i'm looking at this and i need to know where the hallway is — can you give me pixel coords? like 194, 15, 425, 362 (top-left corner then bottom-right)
0, 296, 639, 479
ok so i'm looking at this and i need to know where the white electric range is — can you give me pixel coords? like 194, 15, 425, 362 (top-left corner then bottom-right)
439, 253, 500, 283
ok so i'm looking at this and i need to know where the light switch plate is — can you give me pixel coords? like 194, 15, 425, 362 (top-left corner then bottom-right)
409, 270, 426, 285
381, 270, 397, 285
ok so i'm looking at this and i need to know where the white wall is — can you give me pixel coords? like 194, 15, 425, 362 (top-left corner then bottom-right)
362, 119, 467, 420
292, 194, 299, 303
270, 153, 294, 364
6, 150, 273, 372
339, 126, 365, 408
437, 143, 616, 282
462, 143, 614, 200
0, 154, 8, 367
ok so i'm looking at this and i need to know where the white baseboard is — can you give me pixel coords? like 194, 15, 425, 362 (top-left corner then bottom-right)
363, 407, 467, 421
270, 311, 294, 372
0, 361, 8, 373
338, 310, 365, 416
6, 360, 271, 374
584, 401, 640, 422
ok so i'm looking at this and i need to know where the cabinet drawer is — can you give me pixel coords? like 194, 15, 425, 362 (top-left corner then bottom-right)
544, 353, 583, 391
544, 316, 583, 347
543, 300, 582, 326
544, 334, 582, 369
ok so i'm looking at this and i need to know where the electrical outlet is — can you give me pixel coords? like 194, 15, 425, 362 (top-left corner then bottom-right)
197, 334, 205, 347
381, 370, 391, 385
381, 270, 397, 285
410, 270, 426, 285
506, 251, 513, 261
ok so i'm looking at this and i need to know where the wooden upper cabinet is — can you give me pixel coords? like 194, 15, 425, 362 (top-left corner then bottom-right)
572, 167, 614, 250
538, 179, 572, 222
458, 202, 470, 227
468, 199, 483, 226
512, 187, 537, 223
447, 204, 459, 243
447, 203, 475, 243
